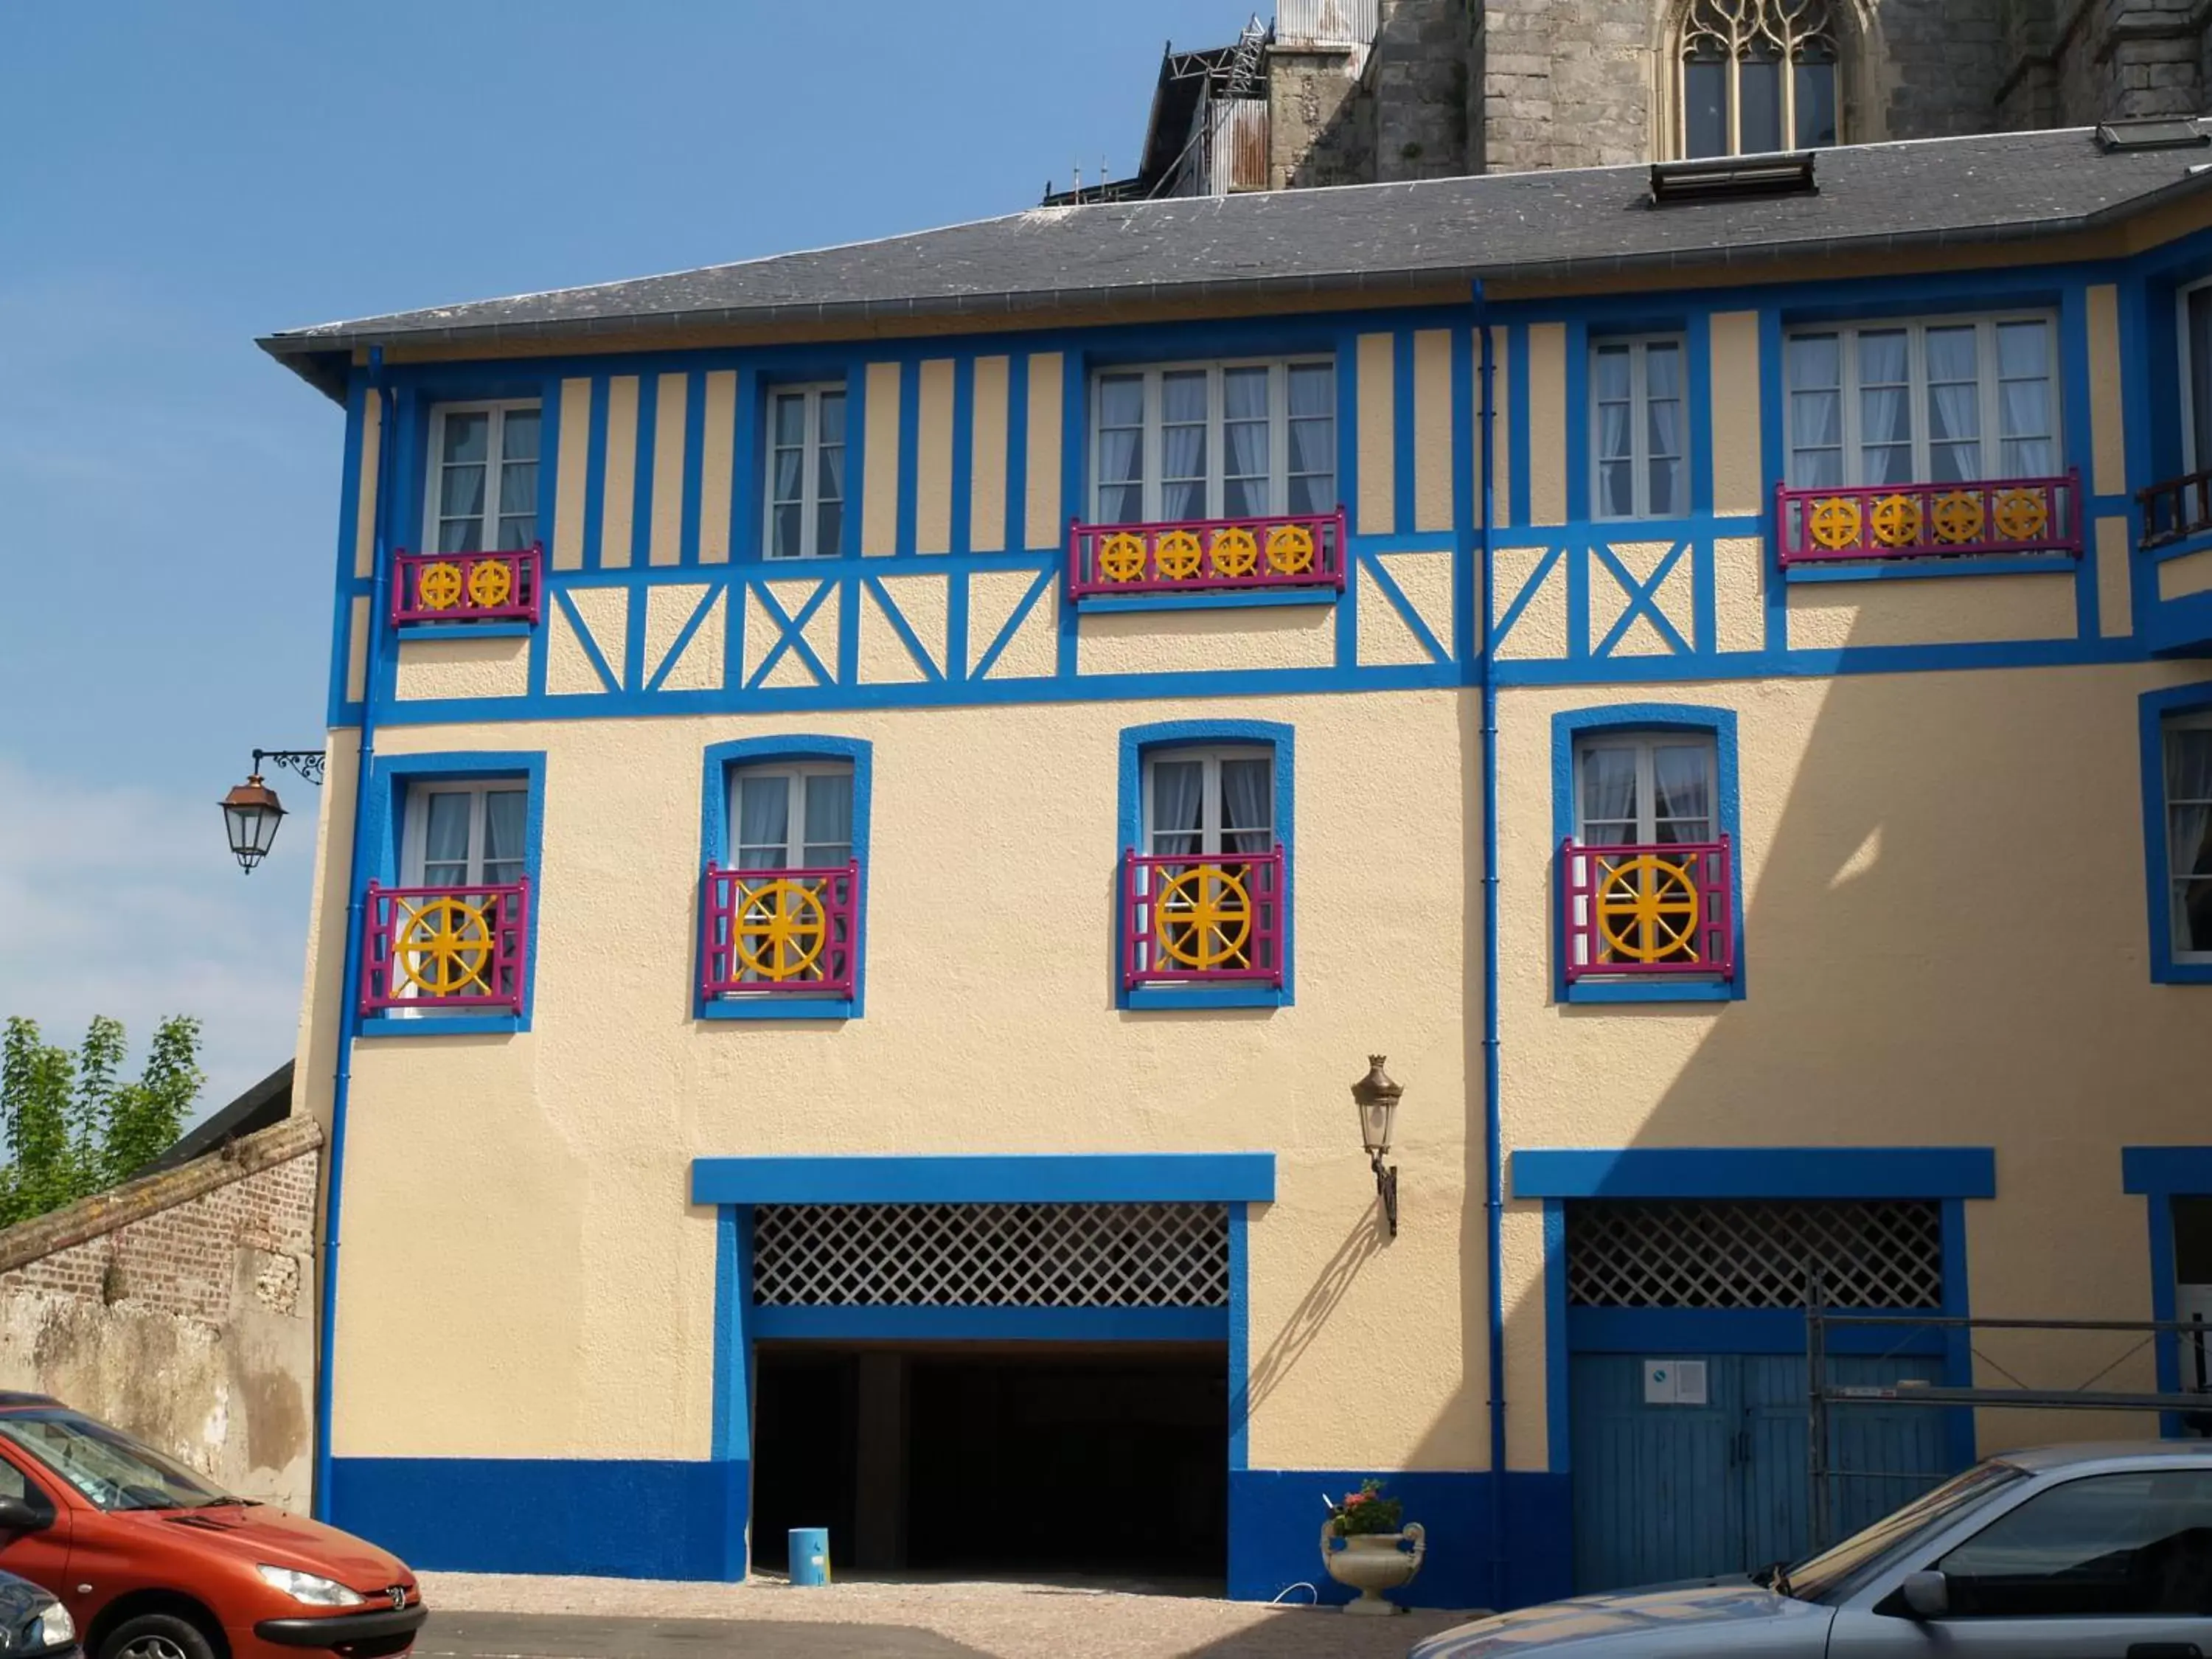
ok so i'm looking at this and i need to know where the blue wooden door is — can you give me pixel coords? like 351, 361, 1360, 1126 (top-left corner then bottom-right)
1570, 1354, 1744, 1591
1571, 1352, 1953, 1593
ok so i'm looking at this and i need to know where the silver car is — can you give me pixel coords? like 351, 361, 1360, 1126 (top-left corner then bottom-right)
1411, 1441, 2212, 1657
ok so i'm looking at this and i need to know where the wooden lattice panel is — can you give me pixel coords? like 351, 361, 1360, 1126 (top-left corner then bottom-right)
751, 1201, 1229, 1307
1565, 1199, 1942, 1310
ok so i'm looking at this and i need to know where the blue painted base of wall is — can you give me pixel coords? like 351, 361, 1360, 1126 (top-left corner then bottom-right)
329, 1457, 748, 1580
1228, 1470, 1572, 1612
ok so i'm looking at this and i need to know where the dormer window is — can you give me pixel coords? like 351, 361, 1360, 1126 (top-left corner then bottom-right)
1678, 0, 1839, 159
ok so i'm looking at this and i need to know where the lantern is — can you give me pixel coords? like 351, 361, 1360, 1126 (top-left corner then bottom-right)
220, 773, 287, 873
1351, 1055, 1402, 1236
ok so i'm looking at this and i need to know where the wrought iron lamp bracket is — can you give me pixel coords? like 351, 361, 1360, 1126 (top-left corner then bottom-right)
253, 748, 328, 787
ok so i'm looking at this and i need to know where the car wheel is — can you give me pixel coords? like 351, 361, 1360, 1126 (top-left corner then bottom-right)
100, 1612, 218, 1659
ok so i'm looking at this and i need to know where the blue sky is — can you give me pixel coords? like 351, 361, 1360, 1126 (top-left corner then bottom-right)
0, 0, 1241, 1114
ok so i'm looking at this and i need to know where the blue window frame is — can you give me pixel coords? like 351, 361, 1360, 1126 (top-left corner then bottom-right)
2141, 683, 2212, 984
355, 751, 547, 1037
1551, 703, 1744, 1004
697, 735, 872, 1020
1115, 720, 1294, 1010
2123, 1148, 2212, 1433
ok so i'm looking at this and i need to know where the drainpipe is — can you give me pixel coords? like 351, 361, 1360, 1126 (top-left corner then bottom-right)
313, 348, 394, 1520
1474, 284, 1508, 1614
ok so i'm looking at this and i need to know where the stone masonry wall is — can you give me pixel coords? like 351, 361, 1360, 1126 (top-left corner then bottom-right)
0, 1118, 321, 1511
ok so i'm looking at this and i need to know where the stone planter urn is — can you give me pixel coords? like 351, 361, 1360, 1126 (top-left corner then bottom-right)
1321, 1518, 1427, 1615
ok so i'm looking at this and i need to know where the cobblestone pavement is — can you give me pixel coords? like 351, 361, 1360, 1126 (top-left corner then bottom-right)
416, 1573, 1481, 1658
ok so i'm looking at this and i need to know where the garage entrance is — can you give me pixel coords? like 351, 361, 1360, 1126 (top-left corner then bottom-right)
1563, 1196, 1958, 1593
742, 1194, 1237, 1585
751, 1343, 1228, 1577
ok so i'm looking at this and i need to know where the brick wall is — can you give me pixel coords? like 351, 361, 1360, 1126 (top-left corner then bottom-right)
0, 1118, 321, 1511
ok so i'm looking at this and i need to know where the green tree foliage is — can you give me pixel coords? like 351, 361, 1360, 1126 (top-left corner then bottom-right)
0, 1016, 204, 1225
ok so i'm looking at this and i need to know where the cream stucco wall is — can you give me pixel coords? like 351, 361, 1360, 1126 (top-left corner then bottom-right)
321, 691, 1484, 1475
1493, 661, 2212, 1464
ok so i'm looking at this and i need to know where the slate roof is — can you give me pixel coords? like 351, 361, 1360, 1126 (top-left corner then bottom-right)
141, 1060, 293, 1176
262, 123, 2212, 399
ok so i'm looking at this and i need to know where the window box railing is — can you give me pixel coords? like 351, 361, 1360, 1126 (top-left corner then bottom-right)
1562, 838, 1733, 981
702, 862, 860, 998
1122, 847, 1285, 988
1068, 510, 1346, 600
360, 880, 530, 1014
1774, 473, 2079, 567
2139, 468, 2212, 551
391, 544, 543, 626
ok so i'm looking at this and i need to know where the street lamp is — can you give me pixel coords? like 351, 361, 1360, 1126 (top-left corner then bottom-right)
219, 749, 326, 874
1352, 1054, 1402, 1237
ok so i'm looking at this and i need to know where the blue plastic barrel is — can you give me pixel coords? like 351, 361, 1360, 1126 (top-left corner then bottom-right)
788, 1527, 832, 1586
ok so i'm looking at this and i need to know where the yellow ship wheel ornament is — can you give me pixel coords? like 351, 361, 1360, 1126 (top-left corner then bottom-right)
467, 558, 515, 608
736, 880, 828, 981
1929, 492, 1985, 546
1155, 864, 1253, 969
1869, 493, 1923, 549
1155, 529, 1203, 581
1265, 522, 1317, 574
1992, 487, 2049, 543
1096, 532, 1147, 583
1595, 855, 1700, 964
395, 897, 495, 996
1805, 498, 1860, 552
1209, 526, 1259, 577
415, 561, 465, 611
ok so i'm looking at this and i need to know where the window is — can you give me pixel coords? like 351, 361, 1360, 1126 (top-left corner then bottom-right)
2181, 279, 2212, 475
1092, 360, 1335, 524
705, 758, 860, 1004
1679, 0, 1839, 159
1145, 748, 1274, 859
729, 762, 855, 871
1933, 1470, 2212, 1618
1555, 708, 1739, 999
405, 782, 528, 889
1592, 338, 1688, 519
765, 384, 846, 560
2165, 714, 2212, 961
1785, 316, 2059, 489
425, 402, 540, 554
1574, 732, 1717, 849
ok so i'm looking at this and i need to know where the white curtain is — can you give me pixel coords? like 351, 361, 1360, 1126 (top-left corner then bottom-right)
1786, 336, 1843, 488
1579, 748, 1640, 847
1651, 748, 1712, 843
1925, 327, 1981, 484
1224, 369, 1270, 518
420, 793, 471, 886
802, 773, 854, 866
481, 791, 526, 886
2168, 730, 2212, 950
1646, 344, 1686, 515
736, 775, 791, 870
1150, 761, 1205, 858
1221, 759, 1273, 856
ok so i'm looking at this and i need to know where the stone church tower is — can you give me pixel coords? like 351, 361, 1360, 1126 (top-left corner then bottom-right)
1248, 0, 2212, 192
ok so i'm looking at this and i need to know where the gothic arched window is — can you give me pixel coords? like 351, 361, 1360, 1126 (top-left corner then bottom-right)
1679, 0, 1840, 159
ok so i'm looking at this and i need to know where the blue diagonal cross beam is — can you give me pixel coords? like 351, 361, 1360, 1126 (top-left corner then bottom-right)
745, 578, 837, 690
1590, 540, 1693, 658
860, 575, 946, 683
1357, 549, 1453, 665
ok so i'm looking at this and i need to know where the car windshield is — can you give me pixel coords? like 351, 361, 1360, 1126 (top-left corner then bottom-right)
0, 1410, 233, 1512
1784, 1460, 2028, 1601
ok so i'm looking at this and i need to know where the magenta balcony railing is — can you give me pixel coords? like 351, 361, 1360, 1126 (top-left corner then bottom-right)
1774, 473, 2080, 567
1123, 848, 1285, 988
702, 861, 860, 998
1562, 838, 1733, 982
1068, 509, 1346, 600
390, 544, 543, 626
2140, 467, 2212, 550
360, 880, 529, 1013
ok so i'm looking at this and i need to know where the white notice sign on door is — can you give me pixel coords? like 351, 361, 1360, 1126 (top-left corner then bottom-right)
1644, 1358, 1710, 1405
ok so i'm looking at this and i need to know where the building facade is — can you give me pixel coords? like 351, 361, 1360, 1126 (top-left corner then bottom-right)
265, 119, 2212, 1608
1065, 0, 2212, 202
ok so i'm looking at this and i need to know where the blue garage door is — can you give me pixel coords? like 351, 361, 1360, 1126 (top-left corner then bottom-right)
1570, 1352, 1948, 1593
1564, 1197, 1957, 1594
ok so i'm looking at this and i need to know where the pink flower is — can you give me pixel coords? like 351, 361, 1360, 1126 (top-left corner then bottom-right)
1343, 1492, 1369, 1507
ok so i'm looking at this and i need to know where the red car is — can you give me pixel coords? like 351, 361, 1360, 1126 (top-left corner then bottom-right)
0, 1394, 423, 1659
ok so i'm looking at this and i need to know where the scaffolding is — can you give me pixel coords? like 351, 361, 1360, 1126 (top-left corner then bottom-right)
1804, 1301, 2212, 1551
